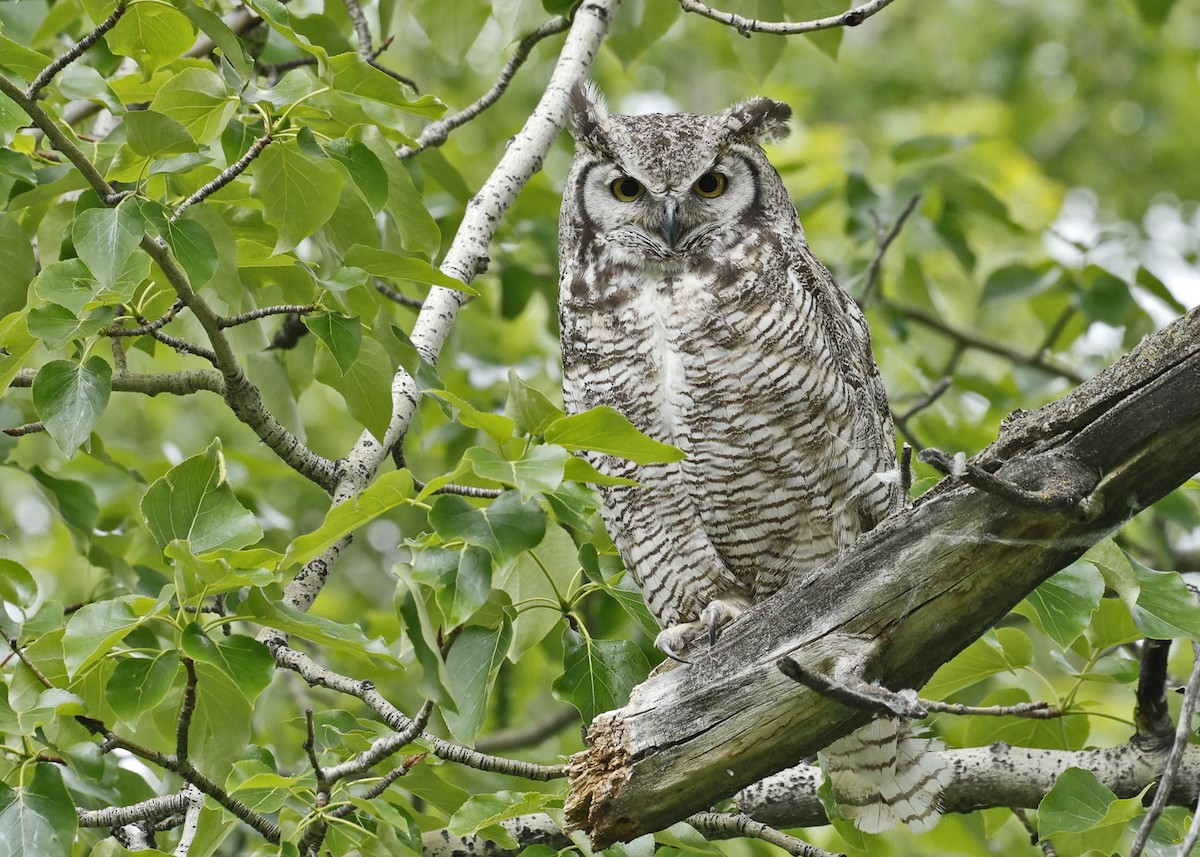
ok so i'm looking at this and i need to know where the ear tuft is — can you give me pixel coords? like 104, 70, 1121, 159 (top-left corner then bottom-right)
567, 80, 613, 155
721, 97, 792, 144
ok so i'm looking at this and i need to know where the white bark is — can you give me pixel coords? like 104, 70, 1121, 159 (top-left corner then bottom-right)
277, 0, 622, 615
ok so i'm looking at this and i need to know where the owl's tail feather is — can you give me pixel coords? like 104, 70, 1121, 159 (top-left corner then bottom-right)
819, 717, 952, 834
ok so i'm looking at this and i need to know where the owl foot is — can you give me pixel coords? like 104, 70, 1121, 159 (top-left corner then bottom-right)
654, 598, 750, 663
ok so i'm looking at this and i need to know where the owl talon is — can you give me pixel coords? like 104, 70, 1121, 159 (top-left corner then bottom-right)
699, 598, 749, 647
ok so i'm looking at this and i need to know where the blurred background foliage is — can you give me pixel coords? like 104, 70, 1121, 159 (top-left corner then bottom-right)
1, 0, 1199, 855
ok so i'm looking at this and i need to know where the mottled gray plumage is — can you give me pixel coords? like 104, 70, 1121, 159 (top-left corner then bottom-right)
557, 83, 900, 656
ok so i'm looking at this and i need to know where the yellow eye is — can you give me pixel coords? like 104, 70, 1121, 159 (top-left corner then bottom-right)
693, 172, 727, 198
610, 176, 645, 202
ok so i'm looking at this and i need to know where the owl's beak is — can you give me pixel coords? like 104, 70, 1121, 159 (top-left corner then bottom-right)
661, 195, 680, 248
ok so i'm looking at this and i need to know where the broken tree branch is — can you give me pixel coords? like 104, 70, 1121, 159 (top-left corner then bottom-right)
564, 305, 1200, 848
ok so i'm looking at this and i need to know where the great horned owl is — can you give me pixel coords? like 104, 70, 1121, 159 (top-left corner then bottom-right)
557, 84, 950, 834
557, 83, 899, 657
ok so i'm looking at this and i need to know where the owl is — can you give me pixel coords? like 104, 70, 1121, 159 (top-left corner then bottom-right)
557, 84, 951, 834
557, 82, 899, 659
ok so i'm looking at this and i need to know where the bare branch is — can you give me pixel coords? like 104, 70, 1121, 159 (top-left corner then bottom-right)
2, 422, 45, 438
398, 16, 571, 159
327, 753, 426, 819
148, 329, 219, 364
1130, 641, 1200, 857
10, 367, 224, 397
27, 3, 127, 98
923, 699, 1060, 719
75, 714, 281, 843
105, 300, 185, 337
274, 0, 619, 615
374, 278, 425, 309
679, 0, 900, 37
324, 700, 434, 783
172, 786, 204, 857
176, 658, 198, 760
77, 790, 194, 829
342, 0, 373, 55
475, 707, 579, 752
919, 446, 1089, 513
860, 192, 920, 307
218, 304, 317, 328
883, 300, 1086, 384
687, 813, 842, 857
172, 133, 272, 220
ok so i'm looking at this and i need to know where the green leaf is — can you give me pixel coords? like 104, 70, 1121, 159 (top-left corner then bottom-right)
1134, 265, 1187, 313
544, 406, 685, 464
326, 53, 446, 117
922, 628, 1029, 699
411, 546, 493, 629
503, 524, 578, 659
447, 791, 563, 847
162, 218, 218, 288
0, 37, 52, 79
1127, 555, 1200, 641
981, 263, 1056, 303
1038, 767, 1144, 855
505, 370, 564, 436
324, 138, 388, 213
63, 597, 145, 678
443, 621, 513, 743
180, 625, 275, 704
302, 311, 361, 373
140, 439, 264, 554
1083, 539, 1139, 606
107, 1, 196, 74
149, 67, 238, 145
243, 588, 391, 659
552, 627, 649, 722
32, 357, 112, 456
562, 455, 640, 487
282, 470, 415, 569
344, 245, 473, 293
395, 577, 454, 708
124, 109, 199, 158
425, 390, 516, 446
891, 134, 979, 163
465, 446, 569, 500
72, 205, 143, 287
27, 304, 115, 350
0, 214, 36, 316
0, 764, 77, 857
33, 259, 99, 315
28, 466, 98, 534
0, 559, 37, 607
1020, 559, 1104, 648
176, 0, 254, 81
313, 334, 395, 443
251, 140, 343, 253
429, 491, 546, 565
1131, 0, 1179, 26
105, 652, 179, 721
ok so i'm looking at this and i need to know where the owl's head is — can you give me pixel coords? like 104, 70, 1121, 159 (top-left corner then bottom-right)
562, 82, 793, 269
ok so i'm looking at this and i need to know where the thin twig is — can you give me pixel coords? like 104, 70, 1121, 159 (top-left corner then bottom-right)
298, 710, 332, 857
1012, 807, 1058, 856
10, 367, 224, 397
104, 300, 185, 337
8, 639, 54, 688
919, 447, 1084, 512
342, 0, 373, 55
327, 753, 426, 819
76, 715, 281, 842
374, 278, 425, 309
860, 193, 921, 307
1130, 641, 1200, 857
883, 300, 1086, 384
172, 133, 272, 220
687, 812, 843, 857
172, 786, 203, 857
475, 707, 579, 752
218, 305, 317, 328
2, 422, 46, 438
149, 329, 219, 364
777, 656, 927, 718
176, 659, 198, 760
1179, 790, 1200, 856
323, 700, 434, 783
397, 16, 571, 159
679, 0, 900, 37
27, 4, 127, 98
923, 699, 1060, 719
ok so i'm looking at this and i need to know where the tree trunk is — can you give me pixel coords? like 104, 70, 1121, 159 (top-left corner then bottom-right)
564, 307, 1200, 848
